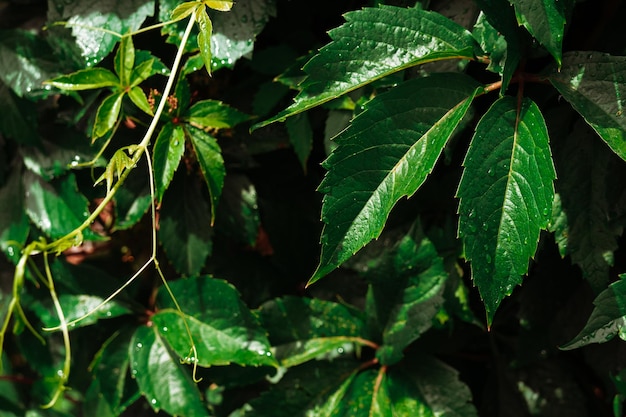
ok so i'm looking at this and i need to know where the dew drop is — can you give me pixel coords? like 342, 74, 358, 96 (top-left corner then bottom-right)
150, 398, 158, 405
161, 326, 168, 333
337, 347, 344, 354
105, 311, 112, 317
135, 342, 143, 350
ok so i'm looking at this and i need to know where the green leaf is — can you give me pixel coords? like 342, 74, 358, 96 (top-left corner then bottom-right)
549, 120, 626, 292
48, 0, 155, 66
159, 173, 213, 276
510, 0, 571, 65
561, 274, 626, 350
0, 83, 39, 145
311, 73, 480, 284
186, 125, 225, 224
153, 276, 277, 367
85, 327, 140, 416
317, 369, 376, 417
214, 174, 260, 246
285, 113, 313, 171
205, 0, 233, 12
128, 86, 153, 115
23, 171, 101, 241
153, 123, 185, 203
93, 92, 124, 139
130, 325, 210, 417
133, 51, 169, 82
45, 68, 119, 91
0, 164, 29, 262
186, 100, 250, 129
113, 161, 152, 231
258, 296, 365, 367
171, 1, 202, 21
196, 7, 213, 75
95, 145, 136, 192
253, 6, 478, 129
549, 52, 626, 161
0, 29, 58, 97
457, 97, 556, 324
363, 224, 447, 366
114, 35, 135, 86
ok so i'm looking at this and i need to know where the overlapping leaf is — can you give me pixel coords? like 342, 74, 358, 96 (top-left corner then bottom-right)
0, 83, 39, 145
311, 73, 480, 283
363, 224, 447, 366
0, 165, 29, 262
254, 5, 479, 129
549, 52, 626, 161
130, 325, 209, 417
258, 296, 365, 367
457, 97, 556, 324
561, 274, 626, 350
510, 0, 571, 65
152, 276, 277, 367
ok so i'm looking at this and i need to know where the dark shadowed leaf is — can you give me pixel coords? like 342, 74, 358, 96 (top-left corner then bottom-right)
159, 173, 213, 276
311, 73, 480, 283
561, 274, 626, 350
0, 83, 39, 145
285, 113, 313, 171
130, 325, 210, 417
113, 161, 151, 231
214, 174, 260, 246
549, 52, 626, 161
457, 97, 556, 324
153, 275, 277, 367
254, 6, 478, 128
0, 164, 29, 262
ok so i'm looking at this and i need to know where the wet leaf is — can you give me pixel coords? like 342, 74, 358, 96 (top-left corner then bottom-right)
457, 97, 556, 324
195, 7, 213, 75
45, 68, 119, 91
153, 123, 185, 203
114, 35, 135, 86
186, 100, 250, 129
93, 92, 124, 139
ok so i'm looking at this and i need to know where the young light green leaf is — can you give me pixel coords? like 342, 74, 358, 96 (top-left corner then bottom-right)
186, 125, 225, 225
457, 97, 556, 324
153, 123, 185, 202
130, 325, 210, 417
159, 173, 213, 276
129, 58, 156, 87
253, 6, 478, 129
93, 92, 124, 139
549, 52, 626, 161
171, 1, 201, 21
510, 0, 571, 65
205, 0, 233, 12
114, 35, 135, 86
561, 274, 626, 350
195, 7, 213, 75
95, 146, 136, 192
310, 73, 480, 284
45, 68, 119, 91
128, 86, 153, 115
187, 99, 250, 129
153, 276, 277, 367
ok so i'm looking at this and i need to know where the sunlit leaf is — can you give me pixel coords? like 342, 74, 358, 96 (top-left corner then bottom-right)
114, 35, 135, 86
205, 0, 233, 12
457, 97, 556, 324
171, 1, 201, 21
186, 100, 250, 129
254, 5, 478, 129
153, 123, 185, 203
549, 52, 626, 161
311, 73, 480, 283
45, 68, 119, 91
128, 86, 153, 115
130, 325, 210, 417
195, 7, 213, 75
93, 92, 124, 139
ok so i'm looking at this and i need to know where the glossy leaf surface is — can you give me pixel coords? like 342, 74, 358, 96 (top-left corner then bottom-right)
254, 6, 478, 128
311, 73, 480, 283
457, 97, 556, 323
549, 52, 626, 161
153, 123, 185, 203
153, 276, 277, 367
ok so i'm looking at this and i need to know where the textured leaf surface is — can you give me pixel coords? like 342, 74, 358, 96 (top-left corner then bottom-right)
93, 92, 124, 139
187, 100, 250, 129
364, 225, 447, 366
311, 73, 480, 283
549, 120, 626, 292
48, 0, 155, 66
32, 294, 131, 329
258, 296, 365, 367
153, 276, 277, 367
561, 274, 626, 350
510, 0, 570, 64
457, 97, 555, 323
45, 68, 119, 91
23, 171, 101, 241
130, 325, 209, 417
159, 174, 212, 276
549, 52, 626, 161
186, 126, 225, 224
254, 6, 478, 128
153, 123, 185, 202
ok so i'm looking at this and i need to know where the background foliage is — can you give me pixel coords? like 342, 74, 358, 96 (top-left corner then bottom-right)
2, 0, 626, 416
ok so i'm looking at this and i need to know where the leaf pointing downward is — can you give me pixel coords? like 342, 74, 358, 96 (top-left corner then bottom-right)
457, 97, 555, 324
310, 73, 480, 285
